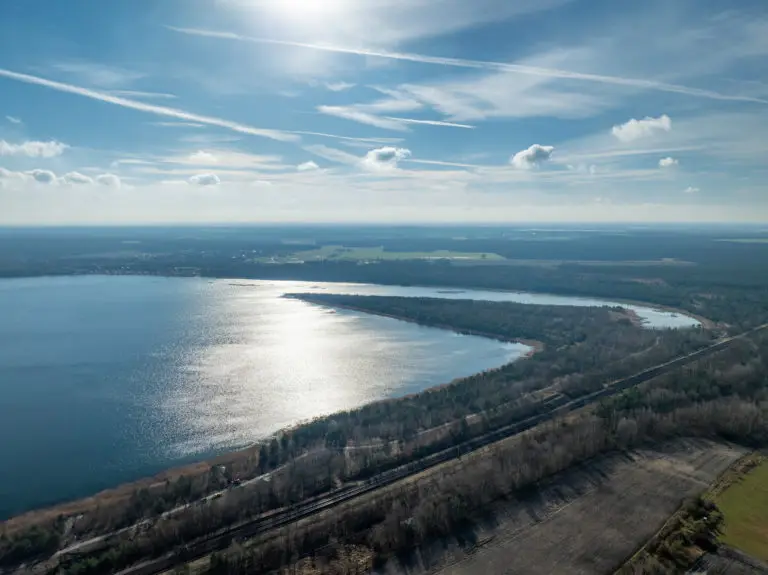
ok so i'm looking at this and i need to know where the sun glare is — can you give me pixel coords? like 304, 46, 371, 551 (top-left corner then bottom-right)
266, 0, 350, 26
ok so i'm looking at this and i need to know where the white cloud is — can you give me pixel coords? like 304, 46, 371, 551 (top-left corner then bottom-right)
406, 158, 481, 168
2, 167, 764, 225
169, 28, 768, 105
61, 171, 93, 185
559, 111, 768, 169
567, 163, 598, 174
384, 117, 475, 129
28, 169, 57, 184
297, 161, 319, 171
151, 122, 205, 128
659, 157, 679, 168
356, 96, 423, 114
612, 115, 672, 142
110, 90, 177, 99
325, 81, 355, 92
0, 140, 68, 158
0, 67, 412, 148
684, 186, 700, 194
157, 150, 288, 173
317, 105, 410, 131
305, 143, 407, 170
293, 131, 403, 145
304, 144, 360, 165
189, 173, 221, 186
0, 68, 297, 142
361, 146, 411, 171
397, 52, 612, 122
113, 158, 155, 166
5, 116, 21, 124
52, 62, 145, 87
317, 95, 474, 130
0, 167, 27, 181
96, 174, 121, 187
511, 144, 555, 169
211, 0, 567, 49
188, 150, 219, 164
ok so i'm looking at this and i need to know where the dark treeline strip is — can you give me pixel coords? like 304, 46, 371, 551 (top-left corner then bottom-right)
4, 227, 768, 288
288, 293, 630, 347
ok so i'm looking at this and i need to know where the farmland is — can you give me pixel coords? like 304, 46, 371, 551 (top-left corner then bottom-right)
715, 459, 768, 561
414, 441, 745, 575
256, 245, 505, 263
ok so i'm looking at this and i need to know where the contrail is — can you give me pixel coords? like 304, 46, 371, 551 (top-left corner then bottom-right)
0, 68, 431, 146
404, 158, 482, 168
0, 68, 298, 142
168, 26, 768, 105
386, 117, 475, 129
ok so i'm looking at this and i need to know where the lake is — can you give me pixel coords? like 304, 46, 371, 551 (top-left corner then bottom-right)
0, 276, 698, 518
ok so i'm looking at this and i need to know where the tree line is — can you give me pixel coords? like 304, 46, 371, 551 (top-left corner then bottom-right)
201, 330, 768, 574
1, 296, 716, 571
46, 302, 736, 573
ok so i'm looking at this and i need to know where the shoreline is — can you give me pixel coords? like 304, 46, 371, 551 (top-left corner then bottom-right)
285, 296, 546, 402
392, 283, 711, 330
0, 272, 708, 329
1, 297, 544, 533
286, 295, 545, 354
619, 298, 715, 330
0, 276, 706, 531
229, 276, 709, 330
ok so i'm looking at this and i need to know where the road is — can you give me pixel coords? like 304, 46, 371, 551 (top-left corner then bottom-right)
73, 324, 767, 575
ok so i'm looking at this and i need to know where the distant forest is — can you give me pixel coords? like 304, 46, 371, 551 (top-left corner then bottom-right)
3, 227, 767, 329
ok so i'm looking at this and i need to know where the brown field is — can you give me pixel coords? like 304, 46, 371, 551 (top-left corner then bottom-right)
386, 440, 745, 575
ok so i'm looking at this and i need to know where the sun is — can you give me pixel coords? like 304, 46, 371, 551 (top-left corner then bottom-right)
261, 0, 351, 29
273, 0, 346, 18
227, 0, 357, 46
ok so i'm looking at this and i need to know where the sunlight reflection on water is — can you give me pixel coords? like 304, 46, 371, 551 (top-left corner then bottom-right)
0, 276, 697, 516
160, 279, 698, 458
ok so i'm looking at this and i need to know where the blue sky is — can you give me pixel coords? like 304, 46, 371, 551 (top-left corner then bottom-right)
0, 0, 766, 224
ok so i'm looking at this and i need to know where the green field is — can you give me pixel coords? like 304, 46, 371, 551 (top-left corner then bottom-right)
714, 459, 768, 560
258, 245, 505, 263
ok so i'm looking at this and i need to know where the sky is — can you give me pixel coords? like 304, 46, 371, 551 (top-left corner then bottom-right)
0, 0, 766, 224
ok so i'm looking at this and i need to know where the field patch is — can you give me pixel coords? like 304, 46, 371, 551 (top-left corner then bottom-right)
715, 459, 768, 561
257, 245, 505, 263
404, 441, 745, 575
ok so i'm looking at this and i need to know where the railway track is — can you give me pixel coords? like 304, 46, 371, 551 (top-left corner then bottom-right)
109, 323, 767, 575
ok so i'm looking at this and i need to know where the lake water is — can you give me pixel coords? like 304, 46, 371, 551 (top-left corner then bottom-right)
0, 276, 698, 518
